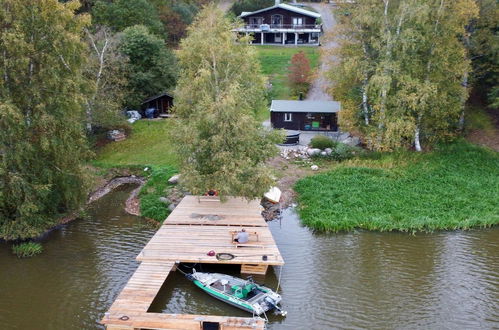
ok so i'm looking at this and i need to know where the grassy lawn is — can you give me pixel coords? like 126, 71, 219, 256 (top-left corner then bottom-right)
256, 46, 319, 101
94, 120, 177, 168
93, 120, 178, 222
295, 141, 499, 232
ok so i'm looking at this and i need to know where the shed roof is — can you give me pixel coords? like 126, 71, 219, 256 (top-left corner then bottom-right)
142, 92, 174, 104
270, 100, 341, 113
240, 3, 321, 19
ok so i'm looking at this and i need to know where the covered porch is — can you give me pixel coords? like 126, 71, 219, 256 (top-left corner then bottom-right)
245, 31, 320, 45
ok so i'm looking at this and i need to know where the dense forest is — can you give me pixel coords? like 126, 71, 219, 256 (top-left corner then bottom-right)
0, 0, 206, 239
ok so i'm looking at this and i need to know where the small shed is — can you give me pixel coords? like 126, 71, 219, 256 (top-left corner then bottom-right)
141, 92, 174, 118
270, 100, 341, 131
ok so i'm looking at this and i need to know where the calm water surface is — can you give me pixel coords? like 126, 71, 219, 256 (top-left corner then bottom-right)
1, 188, 498, 329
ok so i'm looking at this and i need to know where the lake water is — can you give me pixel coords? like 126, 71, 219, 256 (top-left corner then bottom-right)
1, 186, 498, 329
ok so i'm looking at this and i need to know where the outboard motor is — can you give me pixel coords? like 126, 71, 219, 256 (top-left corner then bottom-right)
264, 297, 287, 316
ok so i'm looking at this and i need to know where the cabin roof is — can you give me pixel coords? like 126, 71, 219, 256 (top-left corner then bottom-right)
270, 100, 341, 113
239, 3, 321, 19
142, 92, 174, 104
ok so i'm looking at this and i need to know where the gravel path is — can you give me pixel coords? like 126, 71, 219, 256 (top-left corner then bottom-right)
217, 0, 233, 12
305, 3, 337, 101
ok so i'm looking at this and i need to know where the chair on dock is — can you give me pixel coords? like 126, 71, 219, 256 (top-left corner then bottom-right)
230, 230, 264, 248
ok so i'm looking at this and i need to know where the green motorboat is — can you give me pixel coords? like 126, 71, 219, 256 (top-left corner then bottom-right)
187, 270, 286, 316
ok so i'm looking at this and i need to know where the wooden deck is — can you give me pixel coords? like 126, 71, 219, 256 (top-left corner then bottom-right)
103, 196, 283, 329
138, 196, 284, 266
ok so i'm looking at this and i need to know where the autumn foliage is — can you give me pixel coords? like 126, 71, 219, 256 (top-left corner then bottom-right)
288, 51, 312, 96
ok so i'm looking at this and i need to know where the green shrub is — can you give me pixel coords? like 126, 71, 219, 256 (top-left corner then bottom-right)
12, 242, 43, 258
329, 143, 361, 161
311, 142, 361, 161
310, 135, 337, 150
139, 166, 177, 222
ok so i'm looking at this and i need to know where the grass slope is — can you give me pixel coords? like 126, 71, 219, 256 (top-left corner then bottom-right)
94, 120, 178, 222
94, 120, 177, 167
295, 141, 499, 232
256, 46, 319, 100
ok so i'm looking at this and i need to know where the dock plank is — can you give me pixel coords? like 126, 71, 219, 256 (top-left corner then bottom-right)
103, 195, 283, 330
103, 312, 265, 330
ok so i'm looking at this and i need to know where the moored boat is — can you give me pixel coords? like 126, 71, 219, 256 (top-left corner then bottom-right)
186, 271, 286, 316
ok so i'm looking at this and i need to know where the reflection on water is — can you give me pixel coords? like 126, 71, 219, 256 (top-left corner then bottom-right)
0, 195, 498, 329
0, 185, 156, 330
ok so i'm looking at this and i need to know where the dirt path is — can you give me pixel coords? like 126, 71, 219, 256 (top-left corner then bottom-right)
217, 0, 233, 12
467, 109, 499, 152
306, 3, 337, 101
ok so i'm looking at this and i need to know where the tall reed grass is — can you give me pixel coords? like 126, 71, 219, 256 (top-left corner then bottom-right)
295, 141, 499, 232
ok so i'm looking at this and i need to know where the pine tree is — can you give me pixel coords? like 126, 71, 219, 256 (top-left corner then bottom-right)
171, 5, 283, 199
0, 0, 91, 239
119, 25, 177, 109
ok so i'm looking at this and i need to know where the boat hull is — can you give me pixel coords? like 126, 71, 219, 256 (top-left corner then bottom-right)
193, 280, 255, 314
188, 272, 283, 316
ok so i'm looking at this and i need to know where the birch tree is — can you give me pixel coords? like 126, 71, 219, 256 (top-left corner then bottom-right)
0, 0, 90, 239
330, 0, 477, 151
84, 26, 128, 132
171, 5, 283, 199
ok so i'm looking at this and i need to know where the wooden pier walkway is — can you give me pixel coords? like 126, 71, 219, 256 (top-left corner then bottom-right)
102, 196, 283, 329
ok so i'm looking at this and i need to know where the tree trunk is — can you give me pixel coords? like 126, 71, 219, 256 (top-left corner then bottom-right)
459, 31, 471, 132
414, 114, 422, 152
414, 125, 422, 152
362, 76, 370, 125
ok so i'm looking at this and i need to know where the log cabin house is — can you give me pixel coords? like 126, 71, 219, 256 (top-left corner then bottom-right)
234, 0, 322, 46
270, 100, 341, 131
141, 92, 174, 118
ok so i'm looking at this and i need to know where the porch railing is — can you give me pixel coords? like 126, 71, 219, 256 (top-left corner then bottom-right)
244, 24, 321, 30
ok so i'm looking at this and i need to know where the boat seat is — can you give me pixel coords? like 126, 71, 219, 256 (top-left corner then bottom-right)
231, 285, 250, 299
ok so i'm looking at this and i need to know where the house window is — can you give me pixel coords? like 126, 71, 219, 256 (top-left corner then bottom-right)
249, 17, 263, 27
292, 17, 303, 26
271, 15, 283, 27
284, 113, 292, 122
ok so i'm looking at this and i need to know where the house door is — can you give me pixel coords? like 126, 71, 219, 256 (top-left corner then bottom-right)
275, 33, 281, 43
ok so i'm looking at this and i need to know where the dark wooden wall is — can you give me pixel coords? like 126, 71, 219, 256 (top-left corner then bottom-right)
271, 112, 338, 131
243, 8, 316, 26
142, 95, 173, 115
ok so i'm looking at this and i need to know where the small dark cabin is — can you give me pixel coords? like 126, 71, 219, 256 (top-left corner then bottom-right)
270, 100, 341, 131
141, 92, 174, 118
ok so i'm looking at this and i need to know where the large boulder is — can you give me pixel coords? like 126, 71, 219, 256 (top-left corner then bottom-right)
343, 136, 361, 146
307, 148, 321, 156
168, 174, 181, 184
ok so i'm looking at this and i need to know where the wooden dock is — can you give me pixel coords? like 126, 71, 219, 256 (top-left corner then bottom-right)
102, 196, 284, 329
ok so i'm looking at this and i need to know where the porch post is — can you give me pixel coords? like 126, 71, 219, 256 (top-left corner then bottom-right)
246, 32, 250, 44
294, 32, 298, 45
261, 32, 264, 45
282, 32, 285, 45
308, 33, 312, 44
